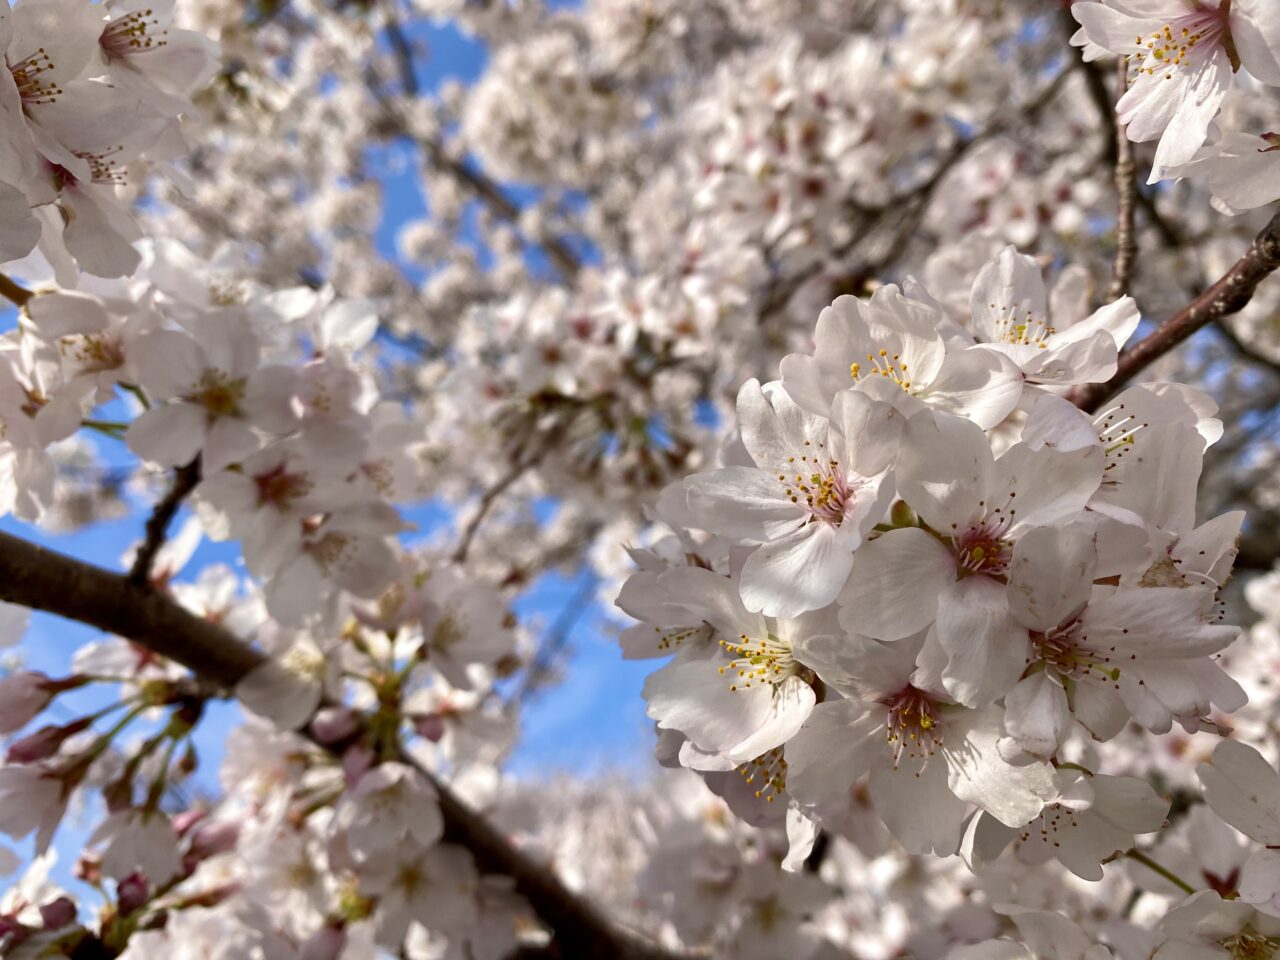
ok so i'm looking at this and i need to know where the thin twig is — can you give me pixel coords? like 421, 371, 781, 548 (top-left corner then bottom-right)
1106, 60, 1137, 302
363, 69, 583, 282
1215, 317, 1280, 376
384, 13, 420, 97
1071, 209, 1280, 413
506, 571, 598, 707
129, 458, 202, 586
0, 273, 32, 308
450, 459, 532, 564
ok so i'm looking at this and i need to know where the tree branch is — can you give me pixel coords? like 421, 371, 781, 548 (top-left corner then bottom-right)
364, 62, 583, 283
451, 458, 533, 564
0, 529, 680, 959
1105, 60, 1137, 303
129, 459, 202, 586
0, 273, 33, 308
1071, 209, 1280, 413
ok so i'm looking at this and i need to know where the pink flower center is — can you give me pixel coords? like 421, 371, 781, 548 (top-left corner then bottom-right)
100, 9, 169, 61
777, 442, 854, 525
882, 687, 943, 768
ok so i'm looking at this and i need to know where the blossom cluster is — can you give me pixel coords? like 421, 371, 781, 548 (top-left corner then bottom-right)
1, 0, 217, 277
624, 245, 1250, 886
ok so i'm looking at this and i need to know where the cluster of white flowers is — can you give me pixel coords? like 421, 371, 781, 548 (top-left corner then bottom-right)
1072, 0, 1280, 206
0, 0, 217, 276
2, 0, 1280, 957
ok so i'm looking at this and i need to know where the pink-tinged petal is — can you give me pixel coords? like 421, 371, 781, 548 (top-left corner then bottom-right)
1198, 740, 1280, 845
1020, 335, 1118, 386
59, 187, 142, 279
1021, 392, 1098, 453
131, 330, 205, 399
920, 348, 1024, 429
969, 246, 1048, 345
1149, 49, 1232, 181
995, 441, 1103, 529
1233, 0, 1280, 84
870, 753, 966, 856
125, 402, 207, 467
740, 522, 855, 619
896, 410, 993, 531
684, 466, 800, 542
1238, 849, 1280, 918
1059, 295, 1142, 351
0, 181, 38, 263
934, 577, 1028, 707
780, 352, 840, 418
264, 553, 326, 626
1007, 525, 1096, 633
828, 389, 903, 476
643, 657, 773, 754
724, 674, 816, 763
659, 566, 769, 641
1085, 587, 1236, 658
736, 378, 827, 470
1091, 774, 1171, 835
785, 699, 884, 809
1069, 677, 1128, 742
1071, 2, 1152, 56
1003, 672, 1070, 759
840, 527, 954, 641
235, 656, 322, 731
201, 415, 260, 474
24, 290, 110, 339
944, 706, 1056, 828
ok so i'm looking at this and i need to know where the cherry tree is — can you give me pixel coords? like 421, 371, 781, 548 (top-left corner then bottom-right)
3, 0, 1280, 957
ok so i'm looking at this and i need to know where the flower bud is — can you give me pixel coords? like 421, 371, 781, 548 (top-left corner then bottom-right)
38, 897, 76, 930
6, 718, 92, 764
310, 706, 360, 744
117, 873, 149, 915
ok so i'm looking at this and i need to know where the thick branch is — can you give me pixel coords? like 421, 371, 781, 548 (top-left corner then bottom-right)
0, 530, 678, 960
1071, 209, 1280, 413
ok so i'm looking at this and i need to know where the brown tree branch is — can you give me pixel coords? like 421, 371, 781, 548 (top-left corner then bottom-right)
0, 529, 680, 960
450, 458, 533, 564
364, 59, 583, 283
1071, 209, 1280, 413
0, 273, 33, 308
129, 459, 202, 586
1105, 60, 1137, 303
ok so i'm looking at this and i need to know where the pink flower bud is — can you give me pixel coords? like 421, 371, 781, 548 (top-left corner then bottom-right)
171, 808, 207, 836
300, 923, 347, 960
0, 673, 55, 734
310, 706, 360, 744
341, 744, 374, 787
186, 820, 240, 864
6, 718, 91, 764
413, 712, 447, 743
117, 873, 148, 915
38, 898, 75, 930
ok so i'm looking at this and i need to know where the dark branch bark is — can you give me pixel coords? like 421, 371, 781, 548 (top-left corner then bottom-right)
1071, 209, 1280, 413
0, 273, 33, 308
0, 529, 680, 960
129, 459, 202, 585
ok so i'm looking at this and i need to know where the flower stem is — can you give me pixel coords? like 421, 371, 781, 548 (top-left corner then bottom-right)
1126, 848, 1197, 895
